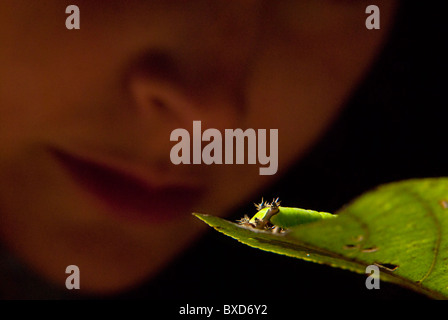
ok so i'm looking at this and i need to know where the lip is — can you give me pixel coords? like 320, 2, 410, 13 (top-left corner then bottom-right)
49, 147, 205, 224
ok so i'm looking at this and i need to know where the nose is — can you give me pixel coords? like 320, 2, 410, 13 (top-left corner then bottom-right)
125, 50, 246, 130
129, 75, 200, 127
124, 52, 194, 125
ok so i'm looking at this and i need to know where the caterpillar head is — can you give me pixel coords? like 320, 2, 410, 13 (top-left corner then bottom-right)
254, 198, 269, 211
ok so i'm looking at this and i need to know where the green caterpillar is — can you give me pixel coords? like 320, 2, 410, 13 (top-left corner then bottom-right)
238, 198, 337, 232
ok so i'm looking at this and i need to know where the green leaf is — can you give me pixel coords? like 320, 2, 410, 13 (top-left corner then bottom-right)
194, 177, 448, 299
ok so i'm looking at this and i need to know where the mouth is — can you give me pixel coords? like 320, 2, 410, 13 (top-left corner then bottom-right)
49, 147, 205, 224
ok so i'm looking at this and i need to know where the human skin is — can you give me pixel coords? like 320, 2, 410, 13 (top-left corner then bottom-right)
0, 1, 397, 294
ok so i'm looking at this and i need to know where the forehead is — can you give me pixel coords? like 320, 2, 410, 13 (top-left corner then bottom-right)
0, 1, 382, 31
0, 0, 397, 64
0, 1, 262, 49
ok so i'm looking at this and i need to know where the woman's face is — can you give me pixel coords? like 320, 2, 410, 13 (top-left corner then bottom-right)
0, 0, 397, 294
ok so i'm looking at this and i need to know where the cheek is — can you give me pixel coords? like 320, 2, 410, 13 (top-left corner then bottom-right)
244, 52, 346, 175
244, 2, 397, 172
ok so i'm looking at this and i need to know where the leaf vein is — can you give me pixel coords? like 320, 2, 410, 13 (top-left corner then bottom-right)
404, 187, 441, 285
